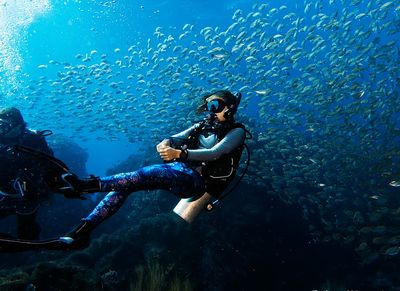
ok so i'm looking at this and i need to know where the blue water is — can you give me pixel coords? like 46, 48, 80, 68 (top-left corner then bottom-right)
24, 1, 253, 70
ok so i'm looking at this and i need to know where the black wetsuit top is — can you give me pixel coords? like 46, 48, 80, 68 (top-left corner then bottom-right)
170, 120, 246, 196
0, 129, 53, 214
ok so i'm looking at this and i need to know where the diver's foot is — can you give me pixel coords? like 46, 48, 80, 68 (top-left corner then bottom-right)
62, 220, 94, 249
0, 236, 80, 252
56, 235, 90, 250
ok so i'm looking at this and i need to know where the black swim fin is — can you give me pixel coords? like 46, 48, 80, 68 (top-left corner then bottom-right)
0, 235, 75, 252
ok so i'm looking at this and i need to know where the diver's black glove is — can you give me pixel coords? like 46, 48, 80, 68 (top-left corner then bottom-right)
60, 173, 101, 198
56, 173, 86, 199
45, 171, 101, 199
45, 173, 84, 199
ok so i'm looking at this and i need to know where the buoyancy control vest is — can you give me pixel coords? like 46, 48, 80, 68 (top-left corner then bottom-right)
183, 117, 247, 197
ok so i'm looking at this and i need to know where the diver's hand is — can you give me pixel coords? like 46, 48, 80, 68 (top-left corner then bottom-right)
159, 146, 181, 161
156, 139, 170, 153
58, 173, 87, 199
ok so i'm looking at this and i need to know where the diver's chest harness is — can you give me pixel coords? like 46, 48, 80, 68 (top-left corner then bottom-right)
180, 117, 246, 195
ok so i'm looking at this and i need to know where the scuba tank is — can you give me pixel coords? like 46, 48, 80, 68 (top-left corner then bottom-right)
173, 142, 250, 223
173, 192, 213, 223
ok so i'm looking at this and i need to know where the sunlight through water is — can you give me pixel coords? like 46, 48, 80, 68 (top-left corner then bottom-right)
0, 0, 51, 98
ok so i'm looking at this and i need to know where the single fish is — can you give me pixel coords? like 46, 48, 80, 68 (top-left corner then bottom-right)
385, 246, 400, 256
389, 181, 400, 187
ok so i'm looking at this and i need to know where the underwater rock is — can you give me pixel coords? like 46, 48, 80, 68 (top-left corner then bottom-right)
129, 258, 194, 291
105, 148, 158, 176
67, 251, 96, 267
48, 135, 89, 176
31, 262, 98, 290
0, 271, 30, 291
137, 213, 189, 245
100, 270, 119, 288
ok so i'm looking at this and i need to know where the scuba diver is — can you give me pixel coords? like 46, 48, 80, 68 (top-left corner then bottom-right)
0, 90, 250, 251
0, 107, 54, 240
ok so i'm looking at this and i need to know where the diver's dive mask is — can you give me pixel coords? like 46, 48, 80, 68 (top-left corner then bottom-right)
206, 98, 226, 113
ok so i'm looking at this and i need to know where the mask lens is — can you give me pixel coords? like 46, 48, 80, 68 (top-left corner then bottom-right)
207, 99, 225, 113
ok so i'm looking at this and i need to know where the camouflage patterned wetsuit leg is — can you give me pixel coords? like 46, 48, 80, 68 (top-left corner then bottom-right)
85, 162, 205, 226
